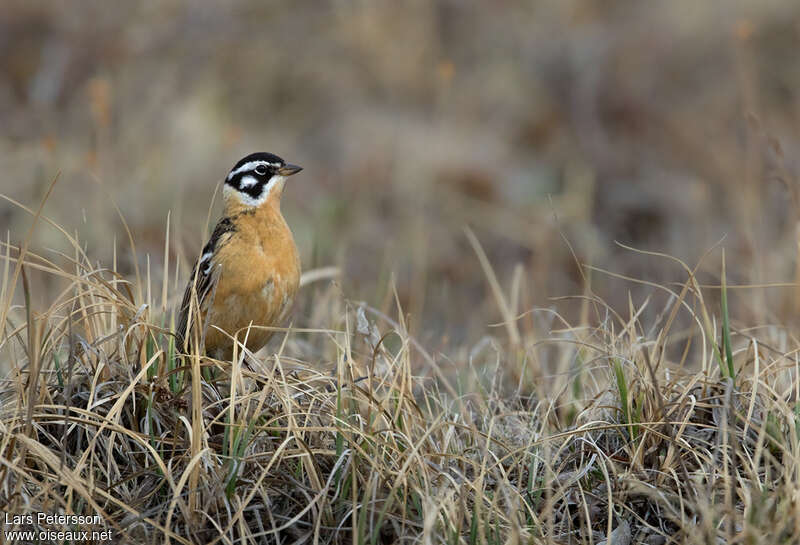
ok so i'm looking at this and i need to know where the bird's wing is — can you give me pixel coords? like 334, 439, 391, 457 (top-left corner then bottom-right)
175, 217, 236, 354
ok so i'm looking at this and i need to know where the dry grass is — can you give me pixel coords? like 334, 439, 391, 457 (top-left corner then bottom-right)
3, 188, 800, 544
4, 5, 800, 542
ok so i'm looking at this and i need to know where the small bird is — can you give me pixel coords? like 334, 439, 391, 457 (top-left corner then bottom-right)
176, 152, 303, 360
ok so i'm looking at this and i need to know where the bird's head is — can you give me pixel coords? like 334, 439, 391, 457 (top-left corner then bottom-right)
223, 152, 302, 210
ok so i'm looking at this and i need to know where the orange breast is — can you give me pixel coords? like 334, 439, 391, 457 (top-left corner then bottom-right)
203, 206, 300, 360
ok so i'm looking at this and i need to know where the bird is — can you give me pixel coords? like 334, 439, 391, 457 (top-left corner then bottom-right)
176, 152, 303, 361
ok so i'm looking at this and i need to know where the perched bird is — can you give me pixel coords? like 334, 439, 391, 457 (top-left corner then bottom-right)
176, 152, 303, 360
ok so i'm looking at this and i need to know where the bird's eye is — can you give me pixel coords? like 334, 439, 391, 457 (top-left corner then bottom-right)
255, 166, 268, 176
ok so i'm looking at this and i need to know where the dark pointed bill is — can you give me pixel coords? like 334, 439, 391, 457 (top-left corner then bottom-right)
278, 164, 303, 176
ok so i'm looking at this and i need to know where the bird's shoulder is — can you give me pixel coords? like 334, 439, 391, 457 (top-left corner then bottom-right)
181, 214, 241, 301
175, 215, 239, 351
202, 215, 239, 260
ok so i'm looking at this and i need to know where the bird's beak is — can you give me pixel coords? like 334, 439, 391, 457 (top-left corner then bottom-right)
278, 164, 303, 176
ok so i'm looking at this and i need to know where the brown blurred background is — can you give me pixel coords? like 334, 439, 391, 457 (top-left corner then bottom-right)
3, 1, 800, 351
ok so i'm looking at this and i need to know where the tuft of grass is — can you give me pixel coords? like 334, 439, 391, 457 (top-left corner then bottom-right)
3, 203, 800, 544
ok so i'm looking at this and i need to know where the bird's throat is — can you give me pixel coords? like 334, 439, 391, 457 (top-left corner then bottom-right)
223, 181, 284, 217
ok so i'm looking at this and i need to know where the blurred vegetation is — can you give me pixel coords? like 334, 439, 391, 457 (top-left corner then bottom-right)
3, 1, 800, 360
5, 2, 800, 543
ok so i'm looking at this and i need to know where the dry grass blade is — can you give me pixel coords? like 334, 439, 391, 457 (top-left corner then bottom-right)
465, 226, 521, 347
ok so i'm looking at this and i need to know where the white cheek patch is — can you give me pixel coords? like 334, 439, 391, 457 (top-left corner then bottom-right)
239, 175, 258, 188
224, 179, 284, 208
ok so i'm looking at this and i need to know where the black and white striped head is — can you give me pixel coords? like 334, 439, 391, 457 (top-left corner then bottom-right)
223, 152, 302, 207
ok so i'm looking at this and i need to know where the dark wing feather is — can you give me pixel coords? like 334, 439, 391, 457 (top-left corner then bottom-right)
175, 217, 236, 353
